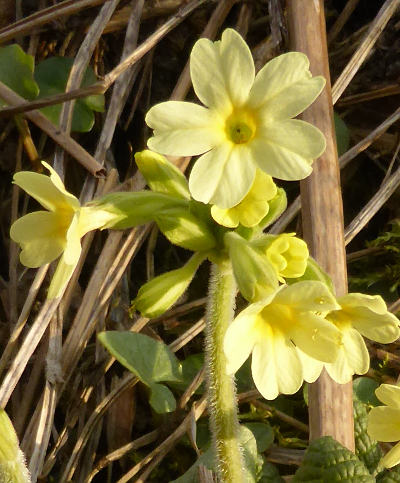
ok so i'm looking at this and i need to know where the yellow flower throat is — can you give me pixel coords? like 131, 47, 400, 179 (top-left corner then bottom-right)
225, 111, 256, 144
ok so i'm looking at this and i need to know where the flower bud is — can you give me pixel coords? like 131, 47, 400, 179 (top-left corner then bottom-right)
135, 150, 190, 200
224, 232, 278, 301
0, 410, 30, 482
132, 253, 206, 317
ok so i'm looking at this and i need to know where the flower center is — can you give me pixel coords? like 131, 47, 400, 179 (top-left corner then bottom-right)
225, 111, 256, 144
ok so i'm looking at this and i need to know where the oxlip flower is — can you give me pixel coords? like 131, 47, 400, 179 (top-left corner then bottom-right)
323, 293, 400, 383
10, 162, 118, 298
210, 169, 277, 228
146, 28, 326, 209
223, 281, 342, 400
368, 384, 400, 468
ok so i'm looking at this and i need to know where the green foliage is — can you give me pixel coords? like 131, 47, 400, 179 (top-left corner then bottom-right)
293, 436, 374, 482
354, 399, 382, 473
377, 466, 400, 482
353, 377, 381, 406
334, 112, 350, 156
98, 331, 182, 413
244, 422, 274, 453
35, 56, 104, 132
258, 460, 284, 482
0, 45, 39, 105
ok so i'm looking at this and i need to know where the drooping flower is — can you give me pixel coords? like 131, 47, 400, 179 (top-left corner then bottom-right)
146, 28, 326, 209
323, 293, 400, 383
10, 162, 118, 298
211, 170, 277, 228
223, 281, 341, 400
368, 384, 400, 468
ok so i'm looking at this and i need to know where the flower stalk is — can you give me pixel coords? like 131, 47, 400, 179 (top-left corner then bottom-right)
205, 260, 244, 482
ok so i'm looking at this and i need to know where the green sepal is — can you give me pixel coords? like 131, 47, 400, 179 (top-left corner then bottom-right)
354, 398, 382, 474
293, 436, 374, 482
91, 191, 188, 230
155, 207, 217, 251
224, 232, 278, 302
0, 410, 30, 483
131, 252, 206, 317
286, 256, 335, 294
257, 187, 287, 232
135, 150, 190, 200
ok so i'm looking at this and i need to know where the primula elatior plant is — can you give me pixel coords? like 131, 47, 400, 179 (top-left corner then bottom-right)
368, 384, 400, 469
9, 28, 400, 482
146, 28, 326, 209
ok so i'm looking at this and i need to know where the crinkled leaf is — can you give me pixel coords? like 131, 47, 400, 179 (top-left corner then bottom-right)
0, 44, 38, 106
354, 399, 382, 473
35, 57, 104, 132
98, 331, 182, 386
259, 460, 284, 482
149, 383, 176, 413
293, 436, 374, 482
377, 465, 400, 482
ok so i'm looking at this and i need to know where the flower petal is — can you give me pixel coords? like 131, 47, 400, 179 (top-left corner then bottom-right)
13, 163, 79, 212
381, 441, 400, 468
325, 328, 369, 384
273, 281, 339, 312
375, 384, 400, 409
224, 310, 259, 375
290, 312, 341, 363
146, 101, 223, 156
368, 406, 400, 442
10, 211, 66, 267
63, 213, 82, 266
47, 254, 76, 299
248, 52, 324, 117
189, 143, 256, 208
252, 328, 303, 400
297, 349, 323, 383
190, 29, 254, 111
337, 294, 400, 343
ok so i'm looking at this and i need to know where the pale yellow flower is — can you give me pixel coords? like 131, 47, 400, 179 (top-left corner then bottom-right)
368, 384, 400, 468
210, 170, 277, 228
223, 281, 341, 400
146, 28, 326, 209
10, 162, 117, 298
323, 293, 400, 383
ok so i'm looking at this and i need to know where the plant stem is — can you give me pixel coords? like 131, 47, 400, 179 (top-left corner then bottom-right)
205, 260, 244, 482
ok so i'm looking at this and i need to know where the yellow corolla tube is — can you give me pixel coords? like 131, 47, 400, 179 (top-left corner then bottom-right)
10, 162, 118, 298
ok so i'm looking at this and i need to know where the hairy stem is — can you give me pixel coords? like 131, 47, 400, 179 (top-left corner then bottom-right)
205, 260, 244, 482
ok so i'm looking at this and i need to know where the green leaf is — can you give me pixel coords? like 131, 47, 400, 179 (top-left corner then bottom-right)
35, 57, 104, 132
377, 465, 400, 482
155, 207, 216, 252
149, 383, 176, 413
135, 150, 190, 200
131, 253, 205, 318
259, 460, 284, 482
0, 45, 39, 106
244, 422, 274, 453
334, 112, 350, 157
353, 377, 381, 406
98, 331, 181, 384
354, 399, 382, 474
293, 436, 374, 482
170, 445, 214, 483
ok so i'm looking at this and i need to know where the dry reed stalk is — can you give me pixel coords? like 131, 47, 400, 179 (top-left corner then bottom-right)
287, 0, 354, 450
